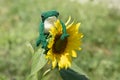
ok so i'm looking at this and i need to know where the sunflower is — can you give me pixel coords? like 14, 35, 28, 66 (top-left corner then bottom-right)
46, 17, 83, 69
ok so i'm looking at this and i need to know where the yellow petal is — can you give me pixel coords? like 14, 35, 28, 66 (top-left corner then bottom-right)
52, 58, 57, 69
71, 50, 77, 57
76, 23, 81, 31
65, 16, 71, 26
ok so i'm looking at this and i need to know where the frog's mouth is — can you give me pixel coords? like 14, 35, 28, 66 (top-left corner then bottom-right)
44, 16, 58, 33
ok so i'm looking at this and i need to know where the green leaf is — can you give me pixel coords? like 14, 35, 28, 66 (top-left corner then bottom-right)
59, 62, 89, 80
26, 73, 37, 80
71, 62, 89, 78
26, 42, 35, 54
59, 68, 89, 80
31, 48, 47, 75
26, 41, 41, 55
37, 62, 51, 80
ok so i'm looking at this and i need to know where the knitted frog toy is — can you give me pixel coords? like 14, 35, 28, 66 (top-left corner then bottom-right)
36, 10, 69, 49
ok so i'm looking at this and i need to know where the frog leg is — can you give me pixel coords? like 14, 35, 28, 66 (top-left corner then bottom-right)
60, 20, 69, 40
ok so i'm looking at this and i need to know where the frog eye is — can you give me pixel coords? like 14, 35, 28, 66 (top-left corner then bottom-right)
41, 15, 44, 18
57, 12, 59, 16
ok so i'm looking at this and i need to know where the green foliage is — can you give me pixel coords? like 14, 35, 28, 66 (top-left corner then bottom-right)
42, 68, 63, 80
30, 49, 47, 76
0, 0, 120, 80
60, 68, 88, 80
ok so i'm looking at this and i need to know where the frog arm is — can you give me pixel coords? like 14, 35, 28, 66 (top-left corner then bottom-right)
60, 20, 69, 40
36, 22, 48, 49
36, 22, 44, 47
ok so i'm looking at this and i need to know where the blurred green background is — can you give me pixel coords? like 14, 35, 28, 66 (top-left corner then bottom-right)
0, 0, 120, 80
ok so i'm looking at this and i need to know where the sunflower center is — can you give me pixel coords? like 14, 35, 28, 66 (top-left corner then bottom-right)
52, 34, 68, 54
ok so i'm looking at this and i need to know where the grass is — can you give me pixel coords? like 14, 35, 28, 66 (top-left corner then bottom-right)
0, 0, 120, 80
